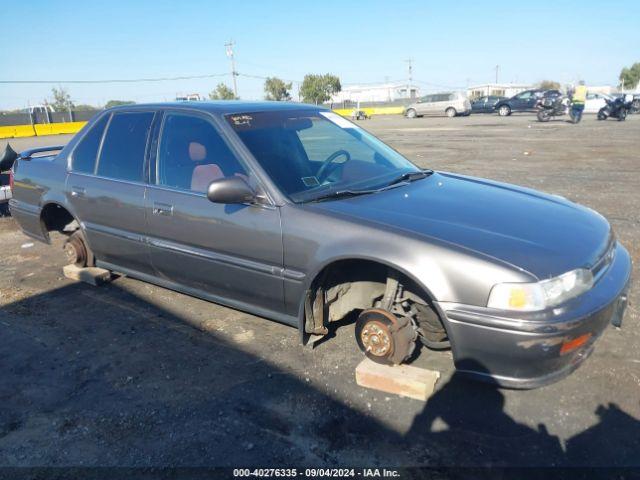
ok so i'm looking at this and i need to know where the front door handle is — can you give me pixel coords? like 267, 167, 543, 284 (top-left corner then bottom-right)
153, 202, 174, 216
71, 186, 86, 198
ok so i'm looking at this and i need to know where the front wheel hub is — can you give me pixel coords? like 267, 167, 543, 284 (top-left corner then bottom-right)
355, 309, 416, 365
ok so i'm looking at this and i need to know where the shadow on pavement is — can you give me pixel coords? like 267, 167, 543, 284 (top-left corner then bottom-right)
0, 279, 639, 469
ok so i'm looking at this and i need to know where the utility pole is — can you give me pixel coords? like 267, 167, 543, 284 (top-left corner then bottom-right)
404, 59, 413, 99
225, 40, 238, 98
495, 64, 499, 84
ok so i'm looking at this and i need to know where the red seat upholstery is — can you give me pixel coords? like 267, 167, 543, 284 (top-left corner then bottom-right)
191, 164, 224, 193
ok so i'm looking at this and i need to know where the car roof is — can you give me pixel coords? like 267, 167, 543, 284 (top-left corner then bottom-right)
105, 101, 328, 115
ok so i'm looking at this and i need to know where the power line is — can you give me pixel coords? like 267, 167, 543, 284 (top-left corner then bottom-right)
0, 73, 230, 84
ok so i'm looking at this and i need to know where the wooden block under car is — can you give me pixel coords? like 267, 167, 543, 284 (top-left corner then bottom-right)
355, 357, 440, 401
63, 264, 113, 286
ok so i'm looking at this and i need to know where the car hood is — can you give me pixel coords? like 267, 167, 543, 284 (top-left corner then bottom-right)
308, 172, 611, 279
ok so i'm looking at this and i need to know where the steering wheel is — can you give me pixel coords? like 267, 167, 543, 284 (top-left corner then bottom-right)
316, 149, 351, 182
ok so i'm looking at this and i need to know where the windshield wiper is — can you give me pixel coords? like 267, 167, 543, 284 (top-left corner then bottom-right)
307, 188, 379, 203
385, 169, 434, 187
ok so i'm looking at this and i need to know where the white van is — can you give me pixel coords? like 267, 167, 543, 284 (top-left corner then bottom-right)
404, 92, 471, 118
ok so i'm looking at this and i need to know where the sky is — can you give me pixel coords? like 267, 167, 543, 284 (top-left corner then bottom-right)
1, 0, 639, 109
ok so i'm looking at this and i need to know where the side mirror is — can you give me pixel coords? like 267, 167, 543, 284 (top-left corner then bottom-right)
207, 176, 256, 204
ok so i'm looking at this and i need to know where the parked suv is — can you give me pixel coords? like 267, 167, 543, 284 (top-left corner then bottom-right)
494, 89, 561, 116
470, 95, 506, 114
404, 92, 471, 118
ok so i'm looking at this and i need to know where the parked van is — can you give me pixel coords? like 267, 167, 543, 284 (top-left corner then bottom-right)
404, 92, 471, 118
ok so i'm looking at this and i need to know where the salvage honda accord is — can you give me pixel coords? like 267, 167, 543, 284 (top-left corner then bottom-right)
3, 102, 631, 388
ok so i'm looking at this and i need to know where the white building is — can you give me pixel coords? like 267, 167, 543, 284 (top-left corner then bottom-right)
467, 83, 531, 99
330, 82, 420, 104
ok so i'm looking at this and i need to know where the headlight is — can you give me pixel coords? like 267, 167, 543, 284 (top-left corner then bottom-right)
487, 268, 593, 311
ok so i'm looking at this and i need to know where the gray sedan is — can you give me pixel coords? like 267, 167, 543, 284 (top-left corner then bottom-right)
6, 102, 632, 388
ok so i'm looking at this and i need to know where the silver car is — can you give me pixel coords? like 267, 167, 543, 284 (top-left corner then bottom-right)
404, 92, 471, 118
6, 102, 631, 388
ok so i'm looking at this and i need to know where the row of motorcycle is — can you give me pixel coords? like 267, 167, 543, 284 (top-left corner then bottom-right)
536, 94, 638, 123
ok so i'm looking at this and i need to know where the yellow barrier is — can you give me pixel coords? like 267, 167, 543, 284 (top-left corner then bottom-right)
0, 121, 87, 139
333, 106, 405, 117
34, 121, 87, 136
0, 124, 37, 139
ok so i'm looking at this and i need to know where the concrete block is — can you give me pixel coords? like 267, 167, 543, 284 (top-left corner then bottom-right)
63, 264, 113, 286
355, 357, 440, 401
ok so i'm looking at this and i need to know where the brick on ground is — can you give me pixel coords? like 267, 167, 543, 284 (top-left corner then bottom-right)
355, 357, 440, 401
62, 264, 112, 286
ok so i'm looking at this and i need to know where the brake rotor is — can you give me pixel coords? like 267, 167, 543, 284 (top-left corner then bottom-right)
355, 308, 416, 365
64, 234, 87, 267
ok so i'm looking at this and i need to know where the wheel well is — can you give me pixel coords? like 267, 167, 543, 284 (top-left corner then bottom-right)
304, 259, 445, 338
40, 203, 77, 235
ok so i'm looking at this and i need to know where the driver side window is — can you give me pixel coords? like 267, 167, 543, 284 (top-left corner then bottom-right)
157, 113, 247, 193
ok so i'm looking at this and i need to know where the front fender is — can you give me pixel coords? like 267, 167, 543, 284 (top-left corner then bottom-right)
281, 205, 528, 337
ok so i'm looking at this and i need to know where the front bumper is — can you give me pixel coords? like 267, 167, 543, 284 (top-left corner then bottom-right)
437, 242, 632, 389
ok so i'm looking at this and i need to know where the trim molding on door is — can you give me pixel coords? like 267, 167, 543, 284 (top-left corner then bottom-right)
97, 260, 299, 328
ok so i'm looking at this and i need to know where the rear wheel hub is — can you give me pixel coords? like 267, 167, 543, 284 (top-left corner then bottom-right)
64, 234, 88, 267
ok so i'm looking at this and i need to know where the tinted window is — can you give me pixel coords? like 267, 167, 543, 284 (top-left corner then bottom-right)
97, 112, 153, 182
72, 114, 109, 174
433, 94, 452, 102
157, 113, 246, 193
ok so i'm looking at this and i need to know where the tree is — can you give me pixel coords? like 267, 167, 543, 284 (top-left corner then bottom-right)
209, 83, 237, 100
300, 74, 341, 105
104, 100, 135, 109
74, 104, 100, 111
48, 87, 74, 111
619, 62, 640, 90
264, 77, 292, 101
537, 80, 561, 90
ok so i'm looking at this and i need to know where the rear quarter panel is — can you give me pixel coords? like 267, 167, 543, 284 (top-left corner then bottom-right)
10, 154, 70, 242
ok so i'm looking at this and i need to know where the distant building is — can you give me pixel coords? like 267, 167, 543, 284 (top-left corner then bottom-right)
586, 85, 617, 96
330, 82, 420, 104
467, 83, 530, 99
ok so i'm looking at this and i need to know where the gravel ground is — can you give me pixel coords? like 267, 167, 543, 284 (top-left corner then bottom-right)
0, 113, 639, 469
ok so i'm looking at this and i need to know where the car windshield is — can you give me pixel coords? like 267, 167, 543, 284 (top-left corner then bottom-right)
226, 110, 421, 203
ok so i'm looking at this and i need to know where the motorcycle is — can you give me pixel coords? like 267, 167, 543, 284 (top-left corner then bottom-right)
598, 95, 632, 121
536, 96, 575, 123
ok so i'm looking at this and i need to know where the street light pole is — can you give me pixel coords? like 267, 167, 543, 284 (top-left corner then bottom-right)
405, 58, 413, 99
225, 40, 238, 98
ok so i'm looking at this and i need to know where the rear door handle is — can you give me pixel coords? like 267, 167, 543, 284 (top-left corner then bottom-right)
71, 186, 86, 198
153, 202, 173, 216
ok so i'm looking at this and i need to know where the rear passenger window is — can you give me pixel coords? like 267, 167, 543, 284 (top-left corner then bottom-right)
72, 114, 109, 173
157, 113, 246, 193
97, 112, 154, 182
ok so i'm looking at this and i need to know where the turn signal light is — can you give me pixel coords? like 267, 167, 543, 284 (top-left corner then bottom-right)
560, 333, 592, 355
